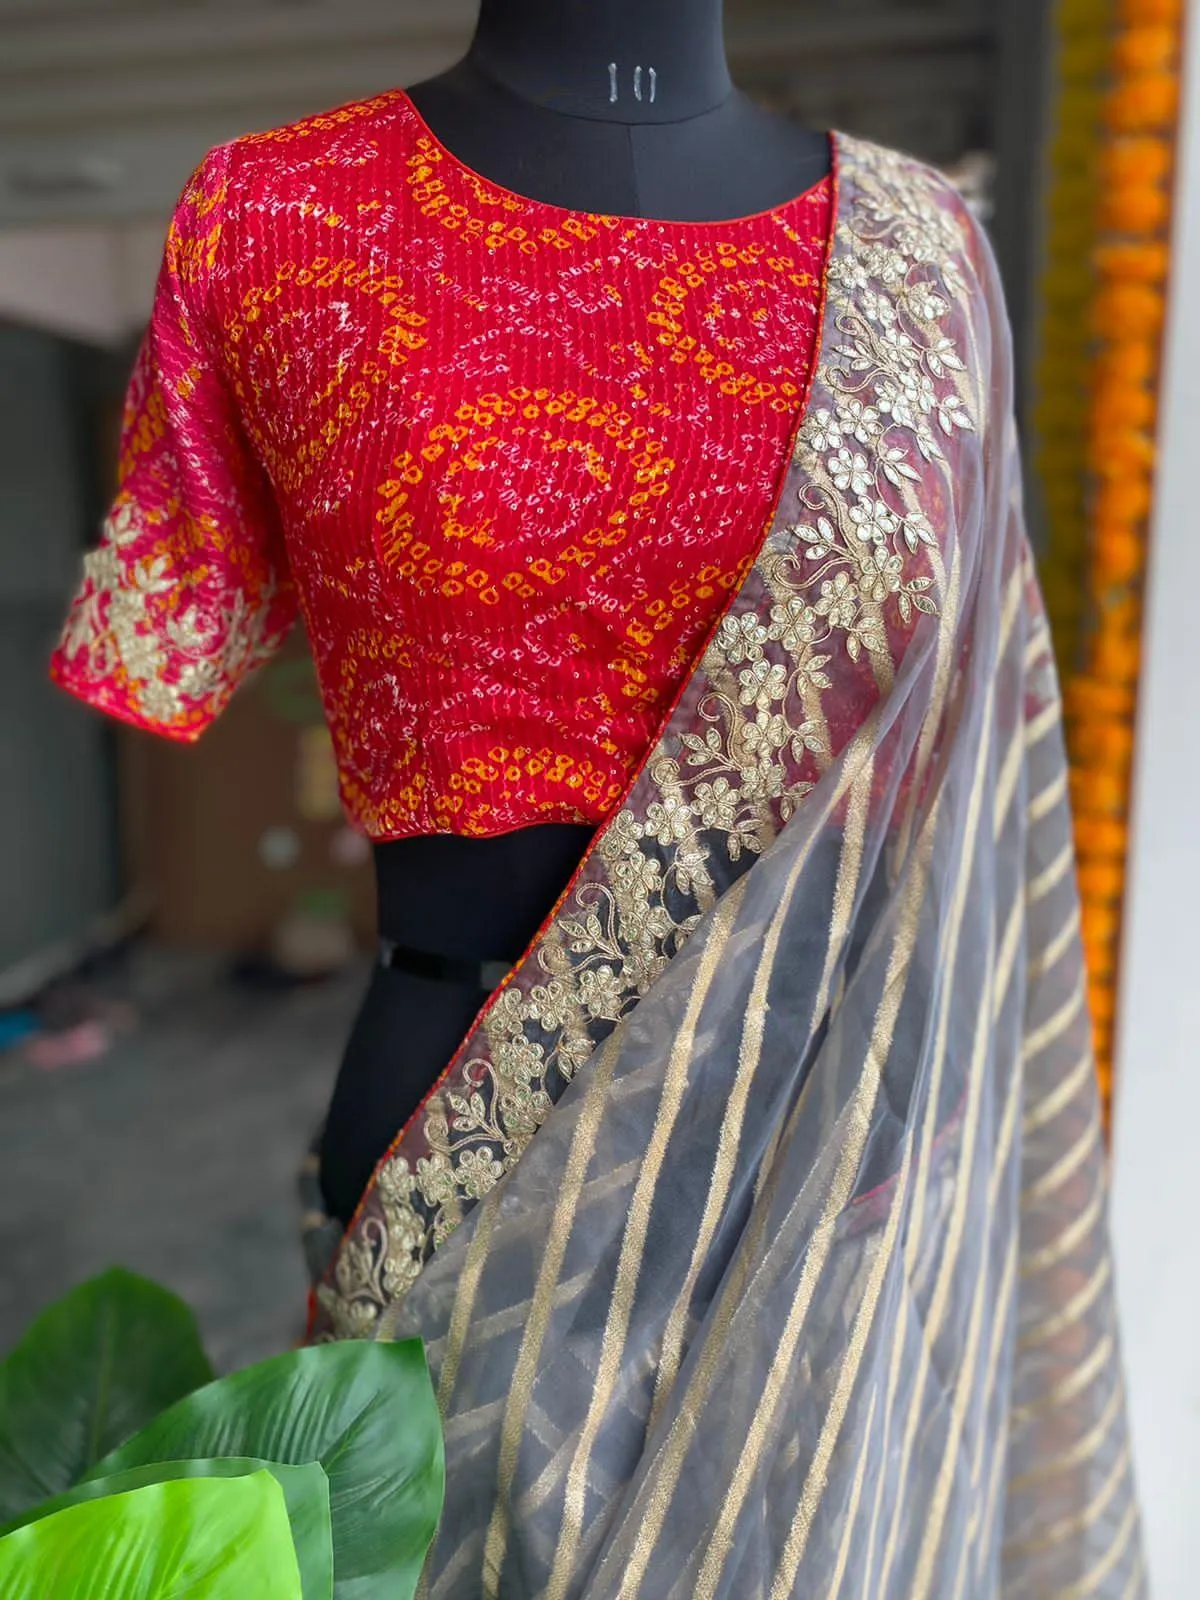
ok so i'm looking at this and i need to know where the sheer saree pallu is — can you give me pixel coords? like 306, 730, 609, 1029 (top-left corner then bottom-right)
311, 136, 1143, 1598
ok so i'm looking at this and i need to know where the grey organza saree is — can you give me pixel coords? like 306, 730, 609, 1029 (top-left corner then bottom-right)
311, 135, 1144, 1598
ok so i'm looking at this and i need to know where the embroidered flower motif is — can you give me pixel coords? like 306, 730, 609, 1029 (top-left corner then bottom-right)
494, 1034, 546, 1085
860, 243, 908, 285
526, 981, 570, 1030
829, 255, 869, 293
598, 808, 646, 861
692, 777, 740, 830
716, 612, 771, 664
829, 448, 873, 497
860, 289, 899, 329
849, 498, 901, 545
377, 1153, 416, 1206
790, 721, 826, 760
415, 1153, 457, 1209
611, 852, 664, 896
739, 712, 791, 757
862, 545, 905, 602
906, 283, 949, 321
577, 963, 625, 1021
768, 597, 819, 651
814, 572, 860, 629
456, 1147, 505, 1199
836, 398, 884, 445
805, 408, 844, 453
645, 792, 695, 845
499, 1086, 553, 1141
737, 659, 789, 711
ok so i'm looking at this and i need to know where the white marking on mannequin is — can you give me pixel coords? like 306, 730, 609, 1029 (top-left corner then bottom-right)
609, 64, 658, 105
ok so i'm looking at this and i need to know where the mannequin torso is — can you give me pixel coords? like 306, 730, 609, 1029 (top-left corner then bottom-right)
318, 0, 831, 1223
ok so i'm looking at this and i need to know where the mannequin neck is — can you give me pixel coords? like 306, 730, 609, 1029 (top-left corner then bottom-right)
467, 0, 734, 124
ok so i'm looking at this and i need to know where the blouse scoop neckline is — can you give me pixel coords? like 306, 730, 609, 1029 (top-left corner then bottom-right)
391, 85, 835, 232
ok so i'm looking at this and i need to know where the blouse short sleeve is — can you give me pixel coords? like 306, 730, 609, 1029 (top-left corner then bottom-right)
49, 141, 297, 741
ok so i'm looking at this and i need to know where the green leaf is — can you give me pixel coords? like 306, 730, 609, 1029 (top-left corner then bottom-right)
0, 1469, 303, 1599
0, 1268, 214, 1520
90, 1340, 444, 1600
0, 1459, 332, 1600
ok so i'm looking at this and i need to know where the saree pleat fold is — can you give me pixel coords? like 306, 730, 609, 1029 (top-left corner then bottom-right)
312, 135, 1143, 1598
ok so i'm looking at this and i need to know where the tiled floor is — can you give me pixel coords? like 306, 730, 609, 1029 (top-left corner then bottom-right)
0, 946, 366, 1373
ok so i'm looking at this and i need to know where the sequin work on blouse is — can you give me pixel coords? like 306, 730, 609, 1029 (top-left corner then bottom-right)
49, 88, 834, 840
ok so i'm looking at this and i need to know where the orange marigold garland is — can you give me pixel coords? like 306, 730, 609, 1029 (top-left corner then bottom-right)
1034, 0, 1183, 1120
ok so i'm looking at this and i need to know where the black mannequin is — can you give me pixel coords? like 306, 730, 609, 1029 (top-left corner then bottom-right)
317, 0, 832, 1225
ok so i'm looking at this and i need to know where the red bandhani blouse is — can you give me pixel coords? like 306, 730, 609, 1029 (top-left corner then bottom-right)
49, 87, 834, 840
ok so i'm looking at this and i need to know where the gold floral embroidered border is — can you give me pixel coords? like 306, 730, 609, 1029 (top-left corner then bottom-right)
314, 133, 980, 1341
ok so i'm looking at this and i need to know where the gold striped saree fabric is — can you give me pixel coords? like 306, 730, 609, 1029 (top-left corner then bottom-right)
312, 134, 1143, 1600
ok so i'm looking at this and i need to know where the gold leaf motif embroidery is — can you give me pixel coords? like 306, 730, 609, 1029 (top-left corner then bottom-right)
60, 500, 282, 730
315, 134, 979, 1340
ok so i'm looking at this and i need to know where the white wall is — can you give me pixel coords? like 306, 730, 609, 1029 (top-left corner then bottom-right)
1110, 6, 1200, 1594
0, 221, 164, 343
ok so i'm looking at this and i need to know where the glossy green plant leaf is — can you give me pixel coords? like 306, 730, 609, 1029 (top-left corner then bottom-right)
0, 1458, 332, 1600
0, 1268, 214, 1520
0, 1469, 303, 1599
90, 1340, 444, 1600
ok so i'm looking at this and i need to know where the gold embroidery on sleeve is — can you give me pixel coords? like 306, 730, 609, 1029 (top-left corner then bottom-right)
60, 499, 283, 731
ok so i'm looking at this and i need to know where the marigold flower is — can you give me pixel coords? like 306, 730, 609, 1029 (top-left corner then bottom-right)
1088, 385, 1156, 435
1092, 281, 1166, 336
1087, 625, 1143, 683
1092, 525, 1145, 583
1081, 942, 1118, 985
1087, 430, 1157, 477
1071, 765, 1127, 815
1081, 899, 1121, 953
1092, 338, 1157, 386
1113, 25, 1179, 75
1095, 241, 1171, 282
1104, 71, 1180, 130
1099, 183, 1171, 235
1091, 973, 1120, 1019
1117, 0, 1183, 25
1100, 134, 1174, 186
1065, 677, 1136, 720
1093, 474, 1154, 523
1073, 716, 1135, 767
1079, 861, 1128, 903
1074, 815, 1129, 857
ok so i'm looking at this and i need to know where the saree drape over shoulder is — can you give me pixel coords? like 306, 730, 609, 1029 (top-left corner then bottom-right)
312, 136, 1144, 1598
